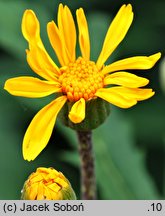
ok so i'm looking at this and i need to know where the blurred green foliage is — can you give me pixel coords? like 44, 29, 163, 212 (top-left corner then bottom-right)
0, 0, 164, 199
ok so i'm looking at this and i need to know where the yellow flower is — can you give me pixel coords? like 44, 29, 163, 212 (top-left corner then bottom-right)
4, 4, 160, 161
21, 167, 76, 200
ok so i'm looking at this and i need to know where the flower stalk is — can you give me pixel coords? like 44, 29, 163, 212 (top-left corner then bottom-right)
77, 131, 96, 200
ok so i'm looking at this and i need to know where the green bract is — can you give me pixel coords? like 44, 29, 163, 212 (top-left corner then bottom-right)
59, 98, 110, 131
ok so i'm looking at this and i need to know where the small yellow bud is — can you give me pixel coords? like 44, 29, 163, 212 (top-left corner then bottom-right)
21, 167, 76, 200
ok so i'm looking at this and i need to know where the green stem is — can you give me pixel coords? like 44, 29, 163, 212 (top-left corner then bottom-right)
77, 130, 96, 200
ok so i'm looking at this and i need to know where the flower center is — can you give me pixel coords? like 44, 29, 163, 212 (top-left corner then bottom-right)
59, 57, 104, 101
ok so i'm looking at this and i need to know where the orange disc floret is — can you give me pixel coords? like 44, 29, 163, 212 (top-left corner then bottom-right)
59, 57, 104, 101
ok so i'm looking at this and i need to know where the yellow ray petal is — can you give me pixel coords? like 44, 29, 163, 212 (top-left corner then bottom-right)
95, 87, 154, 108
37, 182, 44, 200
23, 96, 67, 161
111, 86, 155, 101
104, 72, 149, 88
22, 9, 40, 42
22, 10, 60, 80
95, 87, 137, 108
26, 45, 60, 81
76, 8, 90, 60
43, 186, 52, 200
58, 4, 76, 62
30, 174, 43, 183
47, 183, 61, 193
97, 4, 133, 69
47, 21, 70, 66
4, 76, 61, 98
68, 98, 85, 123
102, 53, 161, 74
28, 183, 38, 200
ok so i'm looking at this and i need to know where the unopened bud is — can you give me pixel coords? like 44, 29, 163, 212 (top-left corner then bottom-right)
21, 167, 76, 200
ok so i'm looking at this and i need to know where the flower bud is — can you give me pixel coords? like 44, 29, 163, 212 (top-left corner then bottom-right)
21, 167, 76, 200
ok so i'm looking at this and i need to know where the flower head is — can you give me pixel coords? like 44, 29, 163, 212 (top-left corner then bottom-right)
4, 4, 161, 161
21, 167, 76, 200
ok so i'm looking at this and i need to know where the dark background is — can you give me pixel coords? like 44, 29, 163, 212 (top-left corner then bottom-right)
0, 0, 165, 199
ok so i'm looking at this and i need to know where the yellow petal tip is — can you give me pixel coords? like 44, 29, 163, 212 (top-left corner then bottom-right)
152, 52, 161, 61
22, 9, 39, 41
148, 52, 161, 68
68, 113, 84, 124
59, 3, 64, 8
126, 4, 133, 10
